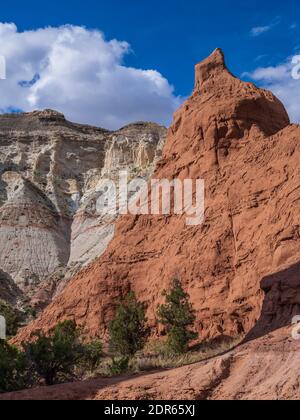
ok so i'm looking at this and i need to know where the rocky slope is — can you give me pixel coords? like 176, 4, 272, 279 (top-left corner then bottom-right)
0, 111, 166, 307
0, 269, 22, 305
15, 48, 300, 347
2, 327, 299, 400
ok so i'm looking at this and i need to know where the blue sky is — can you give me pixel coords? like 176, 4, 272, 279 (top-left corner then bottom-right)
0, 0, 300, 128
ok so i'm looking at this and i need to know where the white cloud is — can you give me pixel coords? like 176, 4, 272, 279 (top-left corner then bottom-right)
244, 65, 290, 81
0, 23, 180, 129
250, 17, 281, 37
245, 57, 300, 123
251, 26, 272, 37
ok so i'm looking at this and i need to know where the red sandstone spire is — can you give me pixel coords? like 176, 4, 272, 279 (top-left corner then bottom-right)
194, 48, 229, 91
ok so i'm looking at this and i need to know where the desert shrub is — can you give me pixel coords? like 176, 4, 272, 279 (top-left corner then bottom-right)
0, 340, 31, 393
157, 279, 198, 354
81, 339, 103, 372
109, 292, 150, 357
108, 357, 130, 376
0, 321, 105, 392
24, 320, 97, 386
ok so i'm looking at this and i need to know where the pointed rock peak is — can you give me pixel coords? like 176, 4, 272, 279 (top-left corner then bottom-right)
194, 48, 231, 92
207, 48, 225, 66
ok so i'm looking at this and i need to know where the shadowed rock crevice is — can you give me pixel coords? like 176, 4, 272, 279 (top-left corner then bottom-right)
0, 269, 23, 305
246, 260, 300, 341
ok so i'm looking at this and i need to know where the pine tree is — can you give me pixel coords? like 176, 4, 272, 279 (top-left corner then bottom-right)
157, 279, 198, 354
109, 292, 150, 357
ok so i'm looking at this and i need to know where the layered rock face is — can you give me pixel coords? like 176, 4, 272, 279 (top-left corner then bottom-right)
0, 111, 166, 305
16, 49, 300, 344
68, 122, 165, 272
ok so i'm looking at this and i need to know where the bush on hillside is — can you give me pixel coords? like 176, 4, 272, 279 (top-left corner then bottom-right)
24, 320, 103, 386
0, 340, 32, 393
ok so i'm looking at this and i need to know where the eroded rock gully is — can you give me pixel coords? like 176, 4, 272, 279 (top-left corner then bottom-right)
15, 49, 300, 348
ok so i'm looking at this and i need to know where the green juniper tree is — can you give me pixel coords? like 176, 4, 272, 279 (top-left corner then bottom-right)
0, 321, 105, 392
157, 279, 198, 354
0, 340, 31, 393
109, 291, 150, 357
24, 320, 87, 386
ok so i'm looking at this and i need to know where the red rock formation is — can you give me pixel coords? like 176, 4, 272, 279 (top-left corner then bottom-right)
16, 48, 300, 345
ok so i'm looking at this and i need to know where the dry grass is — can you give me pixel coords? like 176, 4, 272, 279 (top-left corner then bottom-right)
82, 336, 243, 379
130, 335, 243, 373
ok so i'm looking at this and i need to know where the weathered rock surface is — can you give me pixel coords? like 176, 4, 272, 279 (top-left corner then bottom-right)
2, 327, 299, 400
16, 48, 300, 347
0, 269, 22, 305
0, 111, 166, 306
68, 122, 165, 272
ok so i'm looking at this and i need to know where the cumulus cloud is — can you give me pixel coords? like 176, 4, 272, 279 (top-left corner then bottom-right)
0, 23, 180, 129
244, 57, 300, 123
